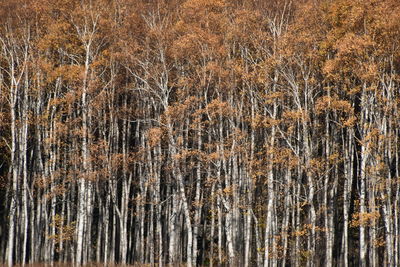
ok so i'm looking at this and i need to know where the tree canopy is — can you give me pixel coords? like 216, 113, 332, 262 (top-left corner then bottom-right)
0, 0, 399, 266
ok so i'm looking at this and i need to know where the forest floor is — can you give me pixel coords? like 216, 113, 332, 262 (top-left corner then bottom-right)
13, 265, 140, 267
13, 264, 188, 267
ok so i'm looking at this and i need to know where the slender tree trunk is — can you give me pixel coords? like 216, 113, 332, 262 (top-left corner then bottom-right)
359, 87, 369, 267
7, 53, 19, 267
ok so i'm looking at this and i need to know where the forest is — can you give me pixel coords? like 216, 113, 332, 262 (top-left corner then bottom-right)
0, 0, 399, 266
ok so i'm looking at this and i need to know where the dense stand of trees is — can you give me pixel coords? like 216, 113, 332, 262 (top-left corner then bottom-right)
1, 0, 400, 266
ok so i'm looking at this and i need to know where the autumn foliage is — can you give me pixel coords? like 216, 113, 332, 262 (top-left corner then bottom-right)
0, 0, 399, 266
